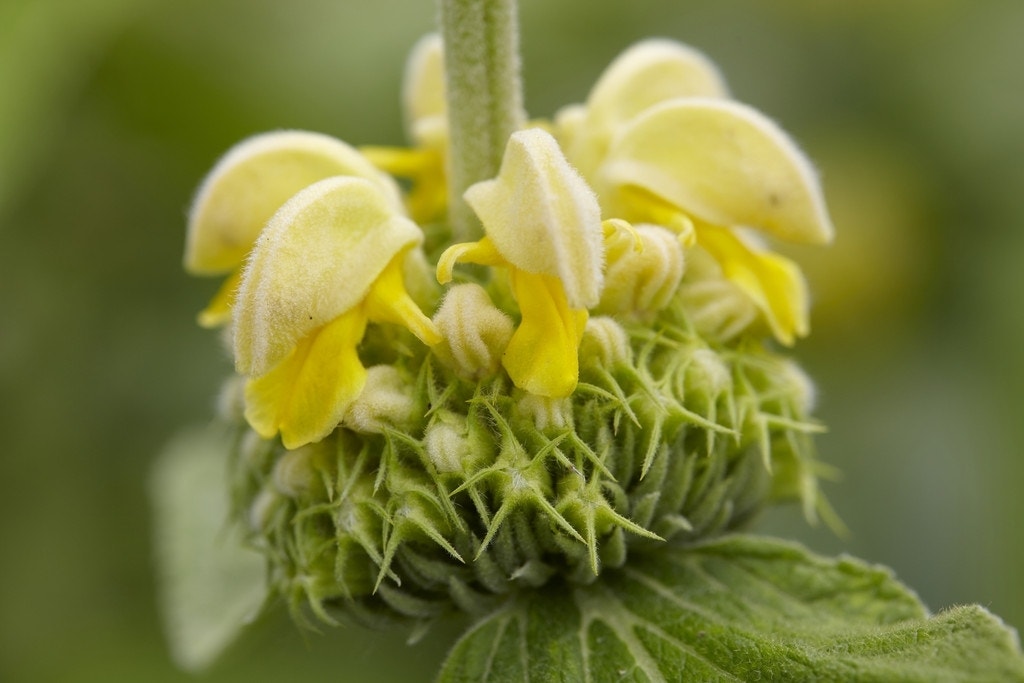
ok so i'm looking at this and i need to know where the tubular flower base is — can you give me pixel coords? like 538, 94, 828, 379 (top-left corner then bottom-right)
184, 38, 835, 627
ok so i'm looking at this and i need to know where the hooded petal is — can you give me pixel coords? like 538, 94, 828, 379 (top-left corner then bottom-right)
588, 39, 727, 116
558, 40, 727, 178
402, 33, 447, 148
185, 131, 403, 274
463, 128, 604, 308
234, 176, 422, 375
603, 99, 834, 245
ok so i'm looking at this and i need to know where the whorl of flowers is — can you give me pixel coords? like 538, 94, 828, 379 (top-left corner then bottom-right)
186, 36, 833, 626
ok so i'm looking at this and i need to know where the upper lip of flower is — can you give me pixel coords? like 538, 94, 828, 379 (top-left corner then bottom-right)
232, 175, 439, 448
183, 130, 406, 328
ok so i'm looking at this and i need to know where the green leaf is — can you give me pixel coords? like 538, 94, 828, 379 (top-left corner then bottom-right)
438, 535, 1024, 682
150, 426, 267, 672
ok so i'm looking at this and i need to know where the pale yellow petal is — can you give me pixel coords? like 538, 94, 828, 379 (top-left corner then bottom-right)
196, 268, 242, 329
604, 99, 834, 245
360, 145, 447, 223
697, 224, 809, 345
234, 177, 422, 375
363, 254, 441, 346
402, 33, 447, 146
559, 40, 727, 178
185, 131, 404, 274
586, 39, 728, 128
463, 128, 604, 308
502, 270, 588, 398
435, 237, 505, 284
244, 309, 368, 449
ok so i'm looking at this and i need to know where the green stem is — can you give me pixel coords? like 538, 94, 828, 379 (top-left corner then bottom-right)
440, 0, 525, 241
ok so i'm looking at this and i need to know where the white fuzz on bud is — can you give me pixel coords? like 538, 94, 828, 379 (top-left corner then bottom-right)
432, 284, 514, 380
343, 365, 416, 434
579, 316, 633, 368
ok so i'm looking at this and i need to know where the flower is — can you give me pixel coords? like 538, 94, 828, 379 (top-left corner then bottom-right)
361, 34, 449, 223
557, 40, 833, 345
233, 176, 440, 449
436, 128, 604, 397
184, 130, 403, 327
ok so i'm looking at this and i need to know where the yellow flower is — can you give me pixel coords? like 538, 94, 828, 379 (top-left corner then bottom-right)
361, 34, 449, 223
557, 40, 833, 345
556, 39, 728, 181
437, 128, 603, 398
184, 130, 403, 327
233, 176, 440, 449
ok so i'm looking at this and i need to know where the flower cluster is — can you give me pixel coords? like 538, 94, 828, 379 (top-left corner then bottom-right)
186, 36, 833, 625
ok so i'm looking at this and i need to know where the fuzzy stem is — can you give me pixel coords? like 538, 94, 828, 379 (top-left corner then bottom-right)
440, 0, 525, 241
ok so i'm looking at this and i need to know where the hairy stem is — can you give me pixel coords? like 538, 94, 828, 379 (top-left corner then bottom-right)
439, 0, 525, 241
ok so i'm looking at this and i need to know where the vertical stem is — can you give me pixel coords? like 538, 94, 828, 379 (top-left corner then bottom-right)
440, 0, 525, 241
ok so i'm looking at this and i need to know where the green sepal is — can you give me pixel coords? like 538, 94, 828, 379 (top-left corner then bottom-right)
438, 534, 1024, 682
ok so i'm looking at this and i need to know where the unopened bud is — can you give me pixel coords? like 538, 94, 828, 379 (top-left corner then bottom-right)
432, 284, 514, 380
343, 365, 416, 434
272, 441, 329, 497
579, 316, 632, 368
598, 223, 684, 317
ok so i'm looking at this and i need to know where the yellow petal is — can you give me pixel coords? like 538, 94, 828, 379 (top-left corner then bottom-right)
502, 270, 588, 398
561, 39, 727, 177
363, 254, 441, 346
360, 145, 447, 223
435, 237, 505, 284
464, 128, 604, 308
697, 224, 809, 345
185, 131, 404, 275
402, 34, 446, 147
234, 177, 422, 375
196, 268, 242, 328
244, 308, 368, 449
604, 99, 834, 245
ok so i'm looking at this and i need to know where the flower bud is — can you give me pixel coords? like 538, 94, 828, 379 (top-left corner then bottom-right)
215, 375, 247, 423
685, 348, 732, 399
579, 316, 632, 368
516, 393, 573, 431
778, 359, 817, 414
247, 487, 285, 533
343, 365, 416, 434
678, 247, 760, 343
597, 223, 685, 316
424, 412, 473, 475
272, 441, 330, 498
432, 284, 514, 380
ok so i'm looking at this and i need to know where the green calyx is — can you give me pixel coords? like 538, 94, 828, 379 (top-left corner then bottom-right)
222, 297, 826, 628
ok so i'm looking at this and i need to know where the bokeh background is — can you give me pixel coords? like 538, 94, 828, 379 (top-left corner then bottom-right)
2, 0, 1023, 680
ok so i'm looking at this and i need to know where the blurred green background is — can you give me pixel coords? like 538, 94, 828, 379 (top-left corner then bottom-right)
2, 0, 1023, 680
